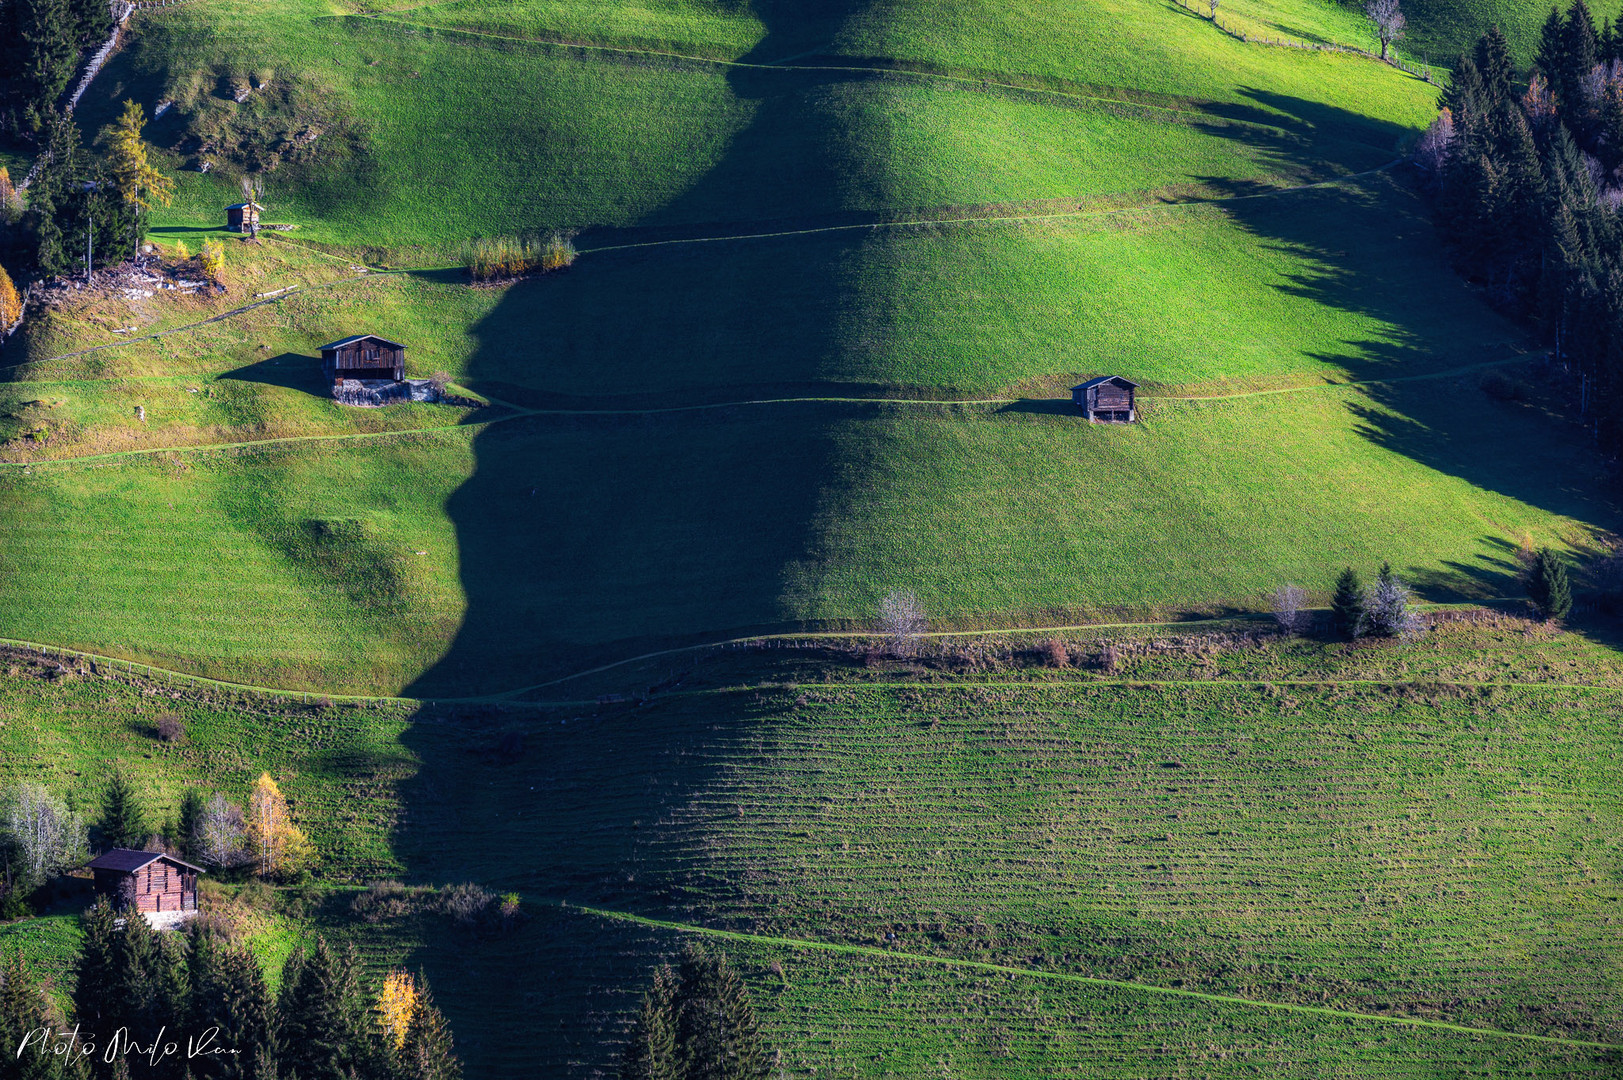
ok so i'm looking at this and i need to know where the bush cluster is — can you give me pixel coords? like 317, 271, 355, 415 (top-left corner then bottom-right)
466, 233, 576, 282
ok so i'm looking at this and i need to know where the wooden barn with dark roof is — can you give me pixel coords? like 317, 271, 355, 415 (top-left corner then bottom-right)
86, 849, 202, 923
319, 334, 407, 387
1071, 375, 1138, 423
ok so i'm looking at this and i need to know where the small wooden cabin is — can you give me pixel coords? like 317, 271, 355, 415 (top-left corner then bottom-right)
1071, 375, 1139, 423
320, 335, 407, 386
87, 849, 201, 923
225, 201, 263, 232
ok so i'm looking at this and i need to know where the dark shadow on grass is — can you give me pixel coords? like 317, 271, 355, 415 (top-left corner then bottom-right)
1189, 145, 1622, 601
401, 1, 875, 701
218, 353, 328, 394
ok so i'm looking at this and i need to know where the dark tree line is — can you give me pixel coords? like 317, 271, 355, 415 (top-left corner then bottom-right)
1422, 1, 1623, 452
0, 0, 112, 140
620, 945, 773, 1080
0, 903, 462, 1080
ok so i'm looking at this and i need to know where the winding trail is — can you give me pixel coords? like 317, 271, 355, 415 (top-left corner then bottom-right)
0, 353, 1531, 471
549, 900, 1623, 1052
11, 160, 1406, 372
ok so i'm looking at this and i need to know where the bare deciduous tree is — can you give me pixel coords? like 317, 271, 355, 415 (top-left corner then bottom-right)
2, 783, 87, 890
1366, 0, 1405, 60
195, 793, 249, 868
877, 589, 927, 657
1413, 108, 1454, 177
1270, 584, 1309, 635
1208, 0, 1218, 17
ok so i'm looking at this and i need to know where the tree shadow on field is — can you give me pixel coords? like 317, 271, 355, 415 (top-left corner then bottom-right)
396, 0, 880, 702
1190, 132, 1622, 598
1194, 87, 1415, 176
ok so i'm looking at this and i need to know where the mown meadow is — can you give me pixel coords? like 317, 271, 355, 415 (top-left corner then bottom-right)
1, 619, 1620, 1075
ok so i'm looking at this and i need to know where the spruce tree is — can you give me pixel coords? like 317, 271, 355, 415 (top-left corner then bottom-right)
18, 0, 76, 127
74, 899, 123, 1039
1367, 562, 1418, 637
1474, 25, 1516, 114
396, 980, 463, 1080
674, 946, 770, 1080
1538, 6, 1571, 100
274, 938, 368, 1080
621, 965, 679, 1080
176, 789, 205, 863
1528, 547, 1574, 619
1331, 568, 1367, 640
1, 952, 75, 1080
99, 769, 149, 851
190, 933, 275, 1080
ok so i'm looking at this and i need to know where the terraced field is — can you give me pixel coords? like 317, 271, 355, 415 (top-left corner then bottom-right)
2, 622, 1621, 1075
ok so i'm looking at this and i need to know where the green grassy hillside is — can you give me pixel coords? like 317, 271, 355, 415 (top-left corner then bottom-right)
1, 625, 1621, 1075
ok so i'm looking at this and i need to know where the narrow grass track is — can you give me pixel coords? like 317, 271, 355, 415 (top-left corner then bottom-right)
549, 900, 1623, 1052
0, 353, 1534, 470
15, 163, 1409, 371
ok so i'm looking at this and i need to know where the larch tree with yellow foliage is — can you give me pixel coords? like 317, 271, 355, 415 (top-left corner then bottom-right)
376, 969, 419, 1050
0, 262, 20, 335
245, 772, 315, 878
102, 100, 175, 213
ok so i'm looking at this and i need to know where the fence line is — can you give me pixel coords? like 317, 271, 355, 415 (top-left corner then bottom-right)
1174, 0, 1434, 83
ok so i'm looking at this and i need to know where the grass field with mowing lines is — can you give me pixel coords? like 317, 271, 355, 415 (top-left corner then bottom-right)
1, 627, 1621, 1075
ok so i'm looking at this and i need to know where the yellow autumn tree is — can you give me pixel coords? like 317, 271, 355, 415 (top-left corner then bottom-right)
102, 100, 175, 212
375, 969, 419, 1050
0, 263, 20, 332
199, 238, 226, 284
246, 772, 315, 878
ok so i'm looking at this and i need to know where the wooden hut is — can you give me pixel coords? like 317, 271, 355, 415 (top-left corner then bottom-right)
319, 335, 407, 387
1071, 376, 1139, 422
225, 201, 264, 232
86, 849, 202, 925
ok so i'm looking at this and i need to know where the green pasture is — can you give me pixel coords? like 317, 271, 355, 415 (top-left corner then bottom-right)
0, 369, 1611, 695
1, 647, 1621, 1074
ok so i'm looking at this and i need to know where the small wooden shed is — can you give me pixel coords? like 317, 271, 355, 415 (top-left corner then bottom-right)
225, 201, 263, 232
87, 849, 202, 923
319, 334, 407, 387
1071, 375, 1139, 423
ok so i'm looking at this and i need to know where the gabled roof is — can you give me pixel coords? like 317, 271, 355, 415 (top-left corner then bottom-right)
87, 848, 205, 873
318, 334, 407, 352
1072, 375, 1139, 391
225, 202, 265, 210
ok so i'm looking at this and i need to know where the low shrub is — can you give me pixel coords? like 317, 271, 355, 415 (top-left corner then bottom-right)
155, 713, 186, 743
467, 233, 576, 282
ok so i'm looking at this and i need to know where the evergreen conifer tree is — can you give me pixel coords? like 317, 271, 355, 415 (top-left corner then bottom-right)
274, 938, 368, 1080
1367, 562, 1419, 637
1538, 6, 1572, 100
99, 769, 149, 851
1474, 25, 1517, 114
621, 964, 679, 1080
1331, 568, 1367, 640
396, 980, 463, 1080
674, 946, 770, 1080
19, 0, 77, 129
1528, 547, 1574, 619
189, 933, 275, 1080
176, 789, 205, 863
1, 952, 76, 1080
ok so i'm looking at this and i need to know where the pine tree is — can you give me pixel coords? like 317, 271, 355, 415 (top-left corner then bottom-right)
1331, 567, 1367, 640
74, 898, 123, 1037
1367, 562, 1419, 637
396, 979, 462, 1080
67, 0, 110, 46
621, 964, 679, 1080
26, 110, 81, 275
1528, 547, 1574, 619
274, 939, 368, 1080
99, 769, 149, 851
101, 100, 174, 216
